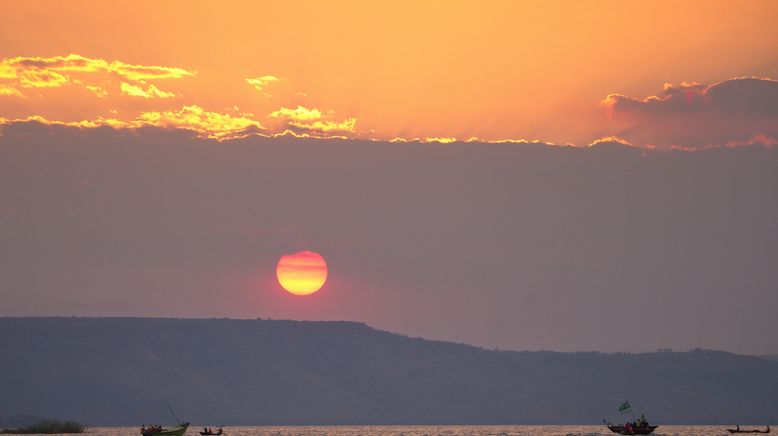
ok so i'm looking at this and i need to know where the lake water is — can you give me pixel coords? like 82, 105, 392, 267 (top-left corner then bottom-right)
84, 425, 765, 436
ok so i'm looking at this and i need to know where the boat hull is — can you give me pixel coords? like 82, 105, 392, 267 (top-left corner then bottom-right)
142, 422, 189, 436
607, 424, 658, 435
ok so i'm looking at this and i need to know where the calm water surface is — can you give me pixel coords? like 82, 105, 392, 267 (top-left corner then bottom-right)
85, 425, 762, 436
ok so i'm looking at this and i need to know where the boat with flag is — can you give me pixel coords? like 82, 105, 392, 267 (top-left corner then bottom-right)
606, 422, 658, 435
604, 401, 658, 435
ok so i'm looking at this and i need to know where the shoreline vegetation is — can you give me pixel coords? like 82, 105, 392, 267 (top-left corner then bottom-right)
0, 420, 85, 434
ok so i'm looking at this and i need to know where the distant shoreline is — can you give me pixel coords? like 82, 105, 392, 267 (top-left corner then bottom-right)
2, 318, 777, 425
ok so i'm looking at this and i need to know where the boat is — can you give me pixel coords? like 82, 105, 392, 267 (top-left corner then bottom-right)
606, 423, 658, 435
140, 422, 189, 436
605, 401, 657, 435
200, 428, 224, 435
727, 426, 771, 434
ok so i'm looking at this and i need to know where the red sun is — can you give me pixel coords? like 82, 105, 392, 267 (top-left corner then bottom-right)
276, 250, 328, 296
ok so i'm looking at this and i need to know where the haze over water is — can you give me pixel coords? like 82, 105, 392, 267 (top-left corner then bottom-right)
88, 425, 768, 436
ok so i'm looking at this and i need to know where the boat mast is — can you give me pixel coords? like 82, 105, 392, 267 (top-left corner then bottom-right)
166, 403, 181, 424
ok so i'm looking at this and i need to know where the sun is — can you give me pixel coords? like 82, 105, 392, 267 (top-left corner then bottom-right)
276, 250, 328, 296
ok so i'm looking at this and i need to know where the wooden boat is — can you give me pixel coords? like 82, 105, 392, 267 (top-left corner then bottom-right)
606, 423, 658, 435
727, 426, 771, 434
140, 422, 189, 436
200, 429, 224, 435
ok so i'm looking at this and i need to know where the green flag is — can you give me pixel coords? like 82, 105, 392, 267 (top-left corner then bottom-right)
619, 401, 631, 413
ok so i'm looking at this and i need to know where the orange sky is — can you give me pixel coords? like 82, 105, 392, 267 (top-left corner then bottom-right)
1, 0, 777, 144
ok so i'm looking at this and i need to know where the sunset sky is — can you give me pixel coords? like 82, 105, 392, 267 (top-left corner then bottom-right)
1, 1, 777, 354
2, 0, 777, 146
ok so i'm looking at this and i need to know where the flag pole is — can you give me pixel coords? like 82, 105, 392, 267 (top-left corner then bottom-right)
620, 401, 636, 423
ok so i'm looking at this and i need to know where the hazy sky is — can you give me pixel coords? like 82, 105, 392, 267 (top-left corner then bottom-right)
2, 123, 776, 354
1, 1, 777, 353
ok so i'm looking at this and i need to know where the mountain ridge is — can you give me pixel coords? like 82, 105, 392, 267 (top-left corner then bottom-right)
2, 317, 776, 425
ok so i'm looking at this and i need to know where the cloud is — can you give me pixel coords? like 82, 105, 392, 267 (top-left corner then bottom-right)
600, 81, 708, 115
0, 104, 359, 141
0, 55, 358, 138
725, 134, 778, 149
246, 75, 279, 91
270, 105, 356, 134
0, 105, 265, 141
587, 136, 633, 148
600, 77, 778, 149
601, 78, 778, 115
389, 137, 459, 144
0, 54, 195, 97
7, 54, 108, 73
705, 77, 778, 114
0, 115, 123, 131
288, 118, 357, 133
133, 105, 265, 140
85, 85, 108, 98
0, 64, 16, 79
270, 105, 323, 121
0, 84, 22, 96
18, 69, 69, 88
108, 61, 194, 82
120, 82, 175, 98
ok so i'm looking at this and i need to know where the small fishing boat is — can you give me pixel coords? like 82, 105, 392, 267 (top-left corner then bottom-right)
140, 422, 189, 436
727, 426, 771, 434
605, 400, 657, 435
606, 423, 658, 435
200, 428, 224, 435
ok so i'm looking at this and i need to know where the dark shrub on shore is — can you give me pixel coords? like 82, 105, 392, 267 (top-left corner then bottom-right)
0, 419, 85, 434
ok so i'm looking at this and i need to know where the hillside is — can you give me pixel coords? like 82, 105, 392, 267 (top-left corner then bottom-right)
1, 317, 776, 425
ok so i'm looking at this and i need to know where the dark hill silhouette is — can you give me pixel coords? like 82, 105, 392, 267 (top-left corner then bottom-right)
1, 317, 777, 425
